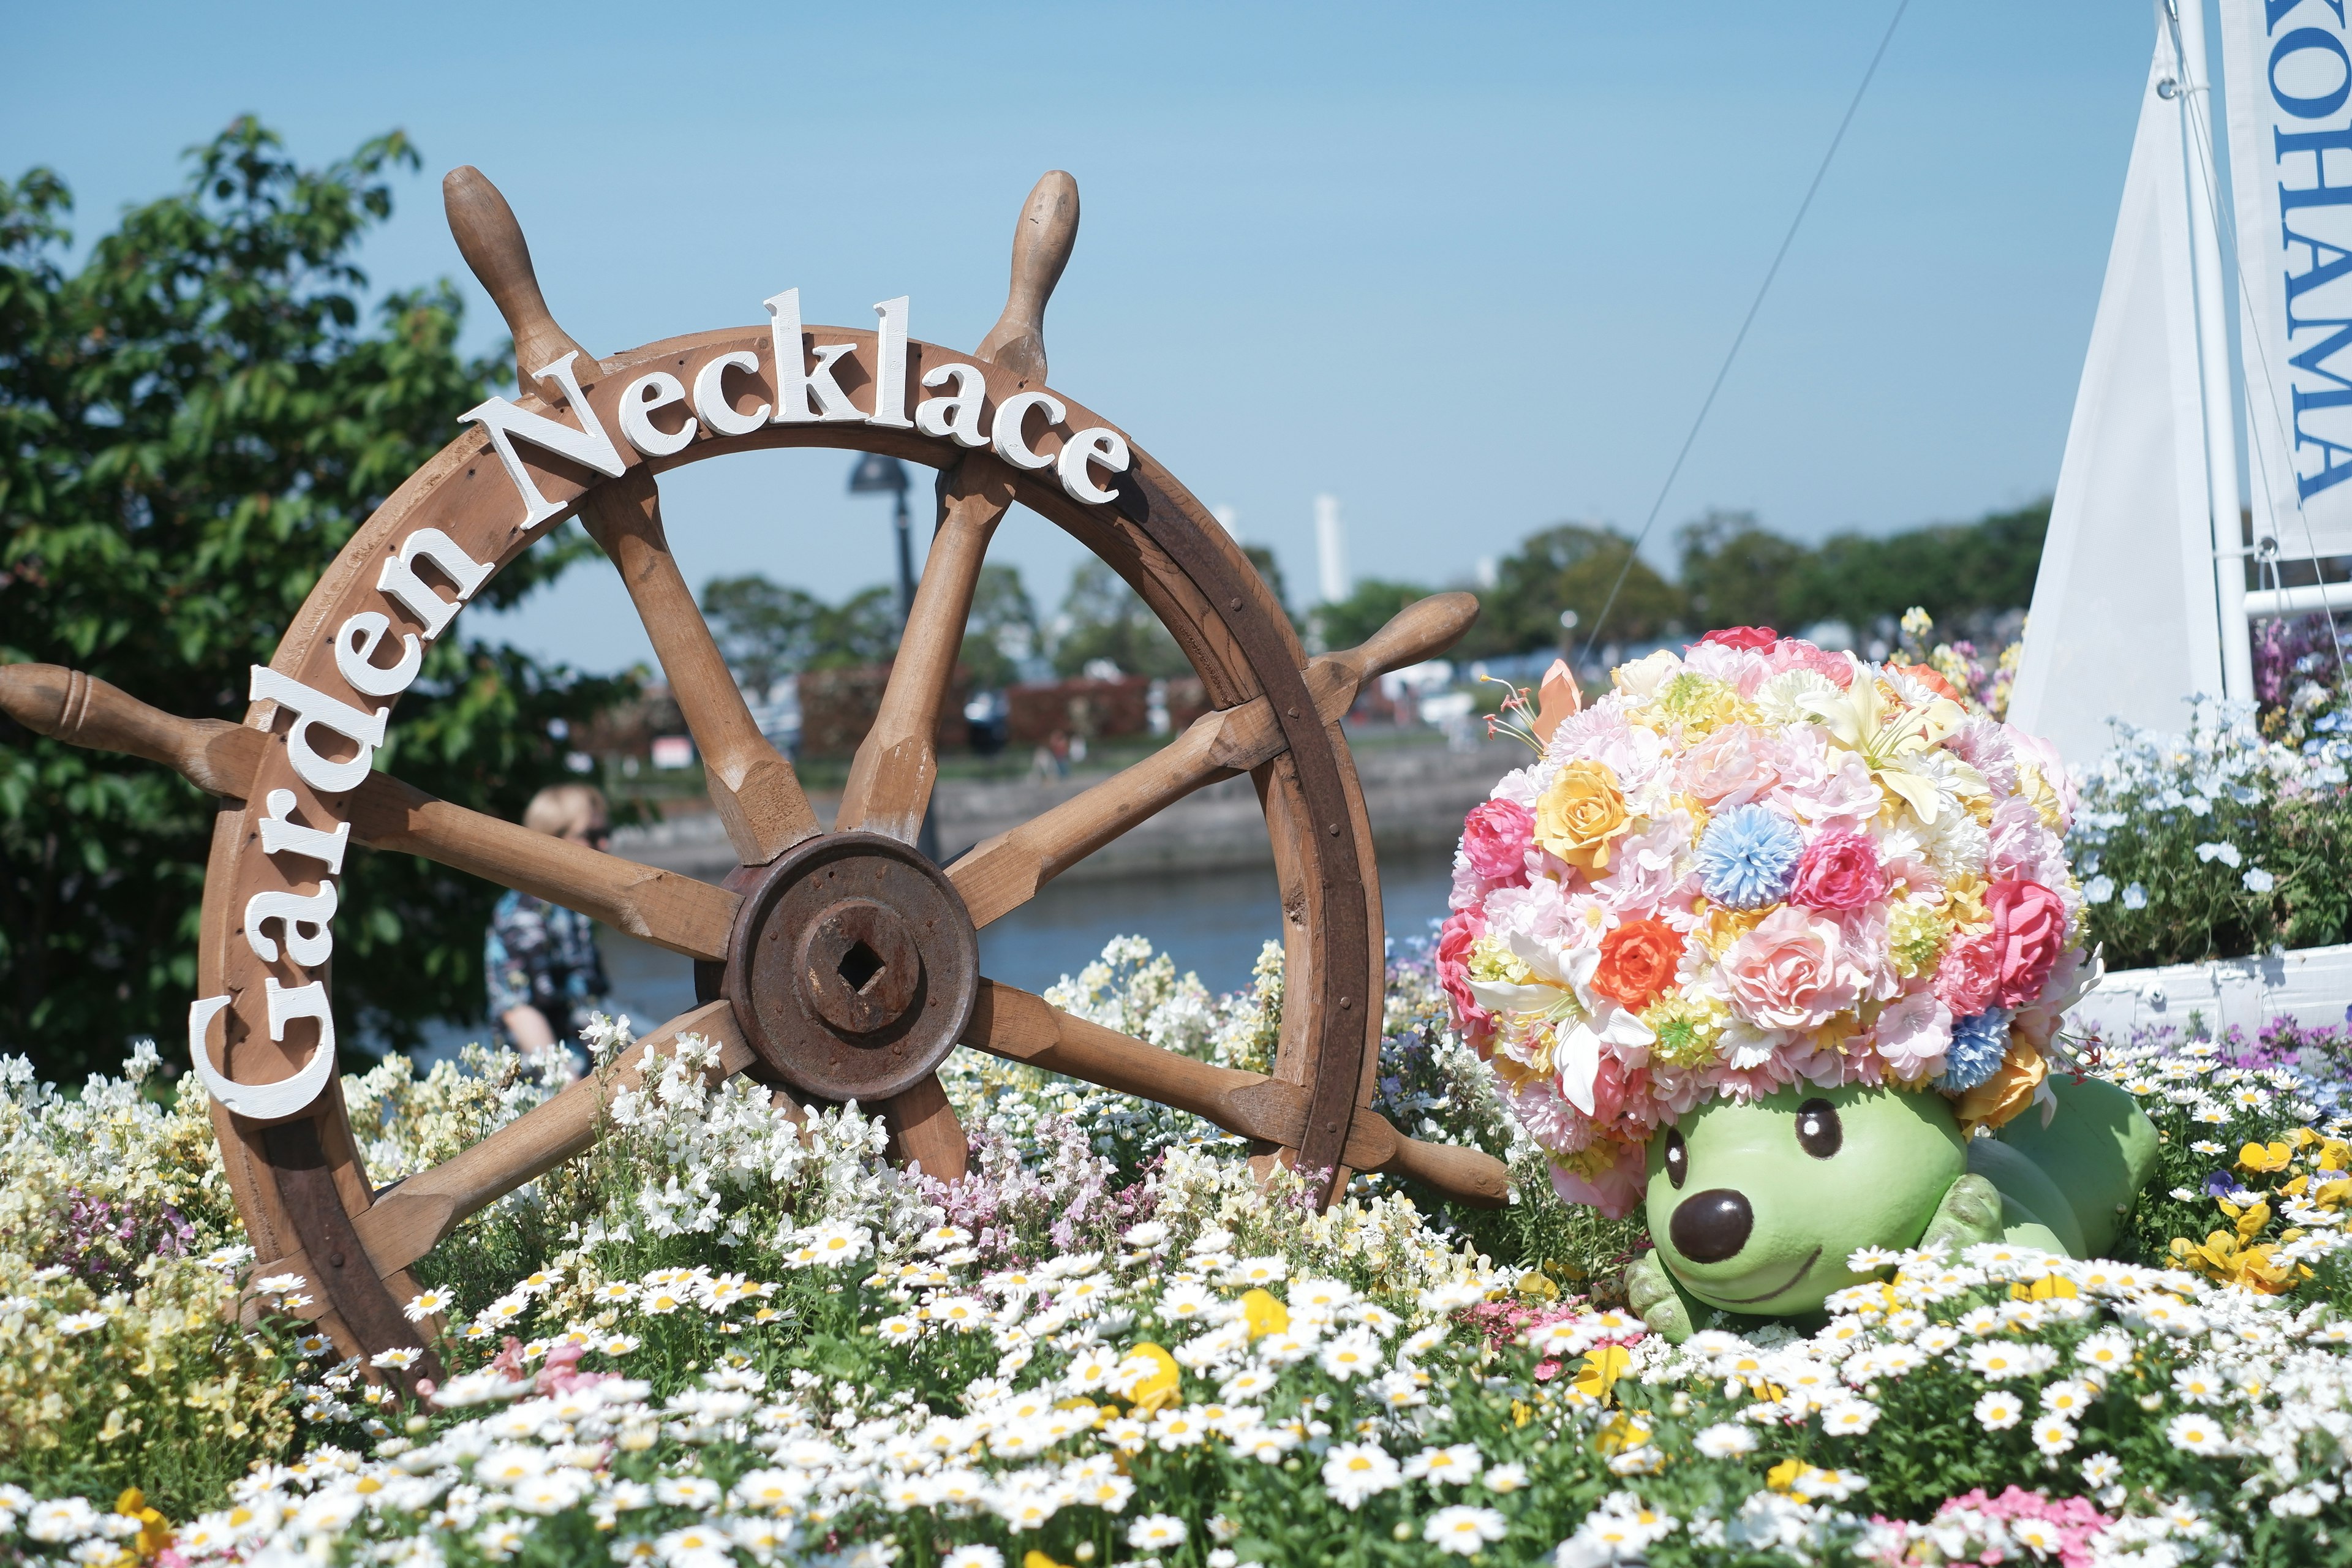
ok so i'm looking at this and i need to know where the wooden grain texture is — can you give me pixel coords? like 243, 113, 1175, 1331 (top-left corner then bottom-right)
944, 592, 1479, 928
974, 172, 1079, 384
0, 663, 264, 797
577, 468, 820, 865
443, 166, 592, 394
875, 1072, 969, 1183
347, 776, 739, 961
835, 463, 1015, 844
965, 981, 1507, 1207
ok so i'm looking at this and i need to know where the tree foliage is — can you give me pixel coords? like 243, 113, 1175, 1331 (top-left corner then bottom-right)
1466, 522, 1681, 655
0, 120, 630, 1079
1313, 578, 1431, 654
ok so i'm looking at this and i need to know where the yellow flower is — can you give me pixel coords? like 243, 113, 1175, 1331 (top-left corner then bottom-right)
1534, 760, 1632, 873
2240, 1140, 2294, 1174
1573, 1345, 1632, 1405
1238, 1289, 1289, 1340
1765, 1458, 1807, 1494
1593, 1409, 1649, 1455
1025, 1553, 1071, 1568
1126, 1343, 1182, 1414
1955, 1041, 2044, 1134
115, 1489, 170, 1561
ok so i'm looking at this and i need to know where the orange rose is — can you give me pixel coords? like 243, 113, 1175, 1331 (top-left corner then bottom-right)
1534, 760, 1630, 874
1591, 918, 1684, 1009
1955, 1039, 2046, 1134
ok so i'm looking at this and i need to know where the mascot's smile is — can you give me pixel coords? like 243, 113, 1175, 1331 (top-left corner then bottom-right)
1701, 1246, 1823, 1306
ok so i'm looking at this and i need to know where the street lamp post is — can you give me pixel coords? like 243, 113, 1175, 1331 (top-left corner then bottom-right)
848, 452, 916, 628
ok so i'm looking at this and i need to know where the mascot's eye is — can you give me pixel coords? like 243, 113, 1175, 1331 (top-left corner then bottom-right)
1663, 1129, 1688, 1189
1795, 1099, 1842, 1159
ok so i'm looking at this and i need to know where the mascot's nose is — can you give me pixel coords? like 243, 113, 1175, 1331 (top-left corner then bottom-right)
1670, 1188, 1754, 1264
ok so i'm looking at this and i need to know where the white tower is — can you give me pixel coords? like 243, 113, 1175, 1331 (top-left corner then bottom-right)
1314, 493, 1348, 604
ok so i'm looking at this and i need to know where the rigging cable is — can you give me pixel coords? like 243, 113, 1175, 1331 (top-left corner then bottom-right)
1578, 0, 1911, 663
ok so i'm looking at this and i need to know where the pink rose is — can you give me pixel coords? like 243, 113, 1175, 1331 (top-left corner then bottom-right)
1549, 1139, 1648, 1219
1700, 625, 1777, 650
1436, 909, 1491, 1036
1932, 932, 1998, 1017
1768, 638, 1856, 688
1720, 906, 1863, 1031
1460, 799, 1534, 883
1678, 723, 1781, 807
1986, 878, 2067, 1008
1787, 830, 1886, 911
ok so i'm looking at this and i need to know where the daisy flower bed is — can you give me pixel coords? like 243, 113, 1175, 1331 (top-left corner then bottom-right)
6, 940, 2352, 1567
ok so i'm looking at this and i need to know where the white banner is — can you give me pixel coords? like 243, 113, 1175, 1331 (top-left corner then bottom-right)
2220, 0, 2352, 558
2012, 31, 2225, 764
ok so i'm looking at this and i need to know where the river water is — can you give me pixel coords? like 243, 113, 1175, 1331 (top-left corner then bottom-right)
587, 846, 1459, 1038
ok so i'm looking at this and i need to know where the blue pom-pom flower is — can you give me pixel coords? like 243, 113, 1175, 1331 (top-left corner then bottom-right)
1937, 1007, 2013, 1092
1694, 804, 1805, 909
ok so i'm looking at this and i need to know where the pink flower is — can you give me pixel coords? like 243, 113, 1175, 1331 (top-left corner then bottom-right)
1700, 625, 1777, 650
1872, 989, 1952, 1081
1719, 906, 1864, 1031
1932, 932, 1998, 1017
1677, 723, 1782, 807
1460, 799, 1535, 883
1768, 637, 1855, 687
1549, 1139, 1648, 1219
1436, 909, 1491, 1035
1986, 878, 2068, 1009
1787, 830, 1885, 911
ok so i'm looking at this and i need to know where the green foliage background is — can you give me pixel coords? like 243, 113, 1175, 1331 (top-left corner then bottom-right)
0, 121, 633, 1080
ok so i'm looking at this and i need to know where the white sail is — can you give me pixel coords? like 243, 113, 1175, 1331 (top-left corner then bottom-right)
2219, 0, 2352, 564
2012, 33, 2227, 764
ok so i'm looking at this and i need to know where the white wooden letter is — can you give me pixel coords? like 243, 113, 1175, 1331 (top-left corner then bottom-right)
693, 350, 769, 436
867, 296, 913, 429
247, 667, 388, 794
258, 789, 350, 873
1057, 427, 1131, 505
246, 881, 339, 965
764, 288, 862, 423
377, 528, 494, 641
619, 371, 698, 458
458, 350, 628, 528
187, 989, 336, 1121
916, 363, 989, 449
333, 611, 422, 698
991, 390, 1067, 471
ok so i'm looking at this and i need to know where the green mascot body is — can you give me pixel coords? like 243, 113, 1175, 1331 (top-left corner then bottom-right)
1626, 1074, 2161, 1341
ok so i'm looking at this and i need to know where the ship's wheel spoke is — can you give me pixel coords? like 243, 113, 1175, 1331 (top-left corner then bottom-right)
349, 777, 739, 960
874, 1073, 968, 1182
835, 462, 1016, 845
944, 592, 1480, 928
251, 1000, 754, 1311
578, 467, 820, 867
963, 979, 1507, 1207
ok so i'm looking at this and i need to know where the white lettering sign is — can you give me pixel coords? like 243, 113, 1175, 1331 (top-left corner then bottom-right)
458, 351, 628, 529
247, 667, 388, 795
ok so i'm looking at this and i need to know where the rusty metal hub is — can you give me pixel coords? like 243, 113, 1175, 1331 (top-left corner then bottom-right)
720, 831, 978, 1103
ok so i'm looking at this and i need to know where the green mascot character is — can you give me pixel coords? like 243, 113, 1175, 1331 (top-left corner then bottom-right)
1624, 1074, 2160, 1341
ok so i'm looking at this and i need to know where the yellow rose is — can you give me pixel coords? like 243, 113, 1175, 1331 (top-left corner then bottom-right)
1535, 760, 1631, 873
1954, 1039, 2046, 1134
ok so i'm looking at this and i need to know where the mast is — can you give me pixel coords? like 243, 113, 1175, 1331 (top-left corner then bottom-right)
2168, 0, 2256, 703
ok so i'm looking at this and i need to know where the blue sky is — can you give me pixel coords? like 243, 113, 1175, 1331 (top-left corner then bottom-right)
6, 2, 2152, 674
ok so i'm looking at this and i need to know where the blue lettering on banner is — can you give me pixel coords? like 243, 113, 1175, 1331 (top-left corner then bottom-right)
2271, 13, 2352, 499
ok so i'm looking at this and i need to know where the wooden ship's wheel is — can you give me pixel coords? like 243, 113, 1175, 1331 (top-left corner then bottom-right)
0, 167, 1506, 1370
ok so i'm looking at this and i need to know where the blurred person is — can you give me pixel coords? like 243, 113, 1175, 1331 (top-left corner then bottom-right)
485, 783, 614, 1077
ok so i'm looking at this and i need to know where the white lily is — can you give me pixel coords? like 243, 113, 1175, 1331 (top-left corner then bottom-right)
1464, 927, 1654, 1116
1796, 674, 1969, 824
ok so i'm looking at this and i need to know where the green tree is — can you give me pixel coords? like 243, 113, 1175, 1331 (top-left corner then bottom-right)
1050, 559, 1192, 679
701, 575, 826, 694
805, 585, 900, 671
1313, 578, 1431, 652
1676, 508, 1807, 634
1472, 522, 1683, 655
1782, 500, 2049, 635
0, 121, 630, 1079
958, 563, 1040, 692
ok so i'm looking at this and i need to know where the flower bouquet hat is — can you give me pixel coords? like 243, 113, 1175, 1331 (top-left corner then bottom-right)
1440, 627, 2098, 1219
